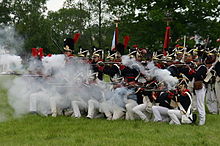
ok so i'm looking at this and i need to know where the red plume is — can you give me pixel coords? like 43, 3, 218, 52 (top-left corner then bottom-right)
32, 48, 38, 57
73, 33, 80, 44
123, 36, 130, 49
32, 48, 44, 59
38, 48, 44, 58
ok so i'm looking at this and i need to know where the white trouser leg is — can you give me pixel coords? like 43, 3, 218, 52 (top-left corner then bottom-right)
87, 99, 100, 119
152, 106, 169, 122
50, 97, 57, 117
195, 86, 206, 125
168, 109, 182, 125
133, 104, 148, 121
71, 100, 87, 118
215, 79, 220, 114
100, 102, 112, 120
206, 84, 218, 114
112, 106, 125, 120
188, 81, 197, 111
29, 93, 37, 112
125, 99, 138, 120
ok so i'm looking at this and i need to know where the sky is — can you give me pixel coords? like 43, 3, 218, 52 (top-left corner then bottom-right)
46, 0, 66, 12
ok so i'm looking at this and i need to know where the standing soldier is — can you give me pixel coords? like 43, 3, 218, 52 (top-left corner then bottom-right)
214, 57, 220, 114
194, 58, 207, 125
204, 53, 218, 114
63, 38, 75, 65
90, 53, 104, 80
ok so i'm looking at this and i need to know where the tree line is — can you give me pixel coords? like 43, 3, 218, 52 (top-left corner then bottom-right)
0, 0, 220, 55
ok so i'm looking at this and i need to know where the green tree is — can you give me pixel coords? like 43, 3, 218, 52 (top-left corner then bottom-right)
0, 0, 13, 25
47, 7, 90, 52
12, 0, 52, 55
107, 0, 220, 49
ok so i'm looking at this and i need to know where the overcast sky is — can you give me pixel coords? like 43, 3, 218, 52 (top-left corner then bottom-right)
46, 0, 66, 12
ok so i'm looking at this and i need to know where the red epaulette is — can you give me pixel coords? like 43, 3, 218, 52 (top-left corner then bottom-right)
98, 66, 104, 71
188, 68, 196, 75
167, 91, 175, 99
156, 63, 163, 68
181, 89, 190, 96
98, 59, 103, 62
119, 64, 126, 70
47, 54, 52, 57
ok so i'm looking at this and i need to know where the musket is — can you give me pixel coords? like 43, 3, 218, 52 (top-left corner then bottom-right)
90, 62, 122, 66
101, 62, 122, 64
152, 59, 173, 62
0, 73, 43, 77
51, 36, 64, 54
139, 88, 167, 92
50, 28, 64, 54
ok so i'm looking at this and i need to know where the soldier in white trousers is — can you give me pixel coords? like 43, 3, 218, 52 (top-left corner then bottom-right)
195, 85, 206, 125
125, 99, 138, 120
132, 95, 153, 121
86, 83, 111, 119
214, 62, 220, 114
194, 60, 207, 125
168, 83, 192, 125
215, 76, 220, 114
100, 86, 128, 120
86, 99, 101, 119
152, 106, 170, 122
206, 83, 218, 114
29, 90, 58, 117
100, 101, 125, 120
71, 98, 88, 118
151, 82, 173, 122
70, 85, 92, 118
188, 80, 197, 111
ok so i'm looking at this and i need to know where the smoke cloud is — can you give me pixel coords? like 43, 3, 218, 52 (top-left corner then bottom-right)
0, 26, 24, 73
1, 38, 178, 120
0, 26, 24, 54
0, 26, 24, 121
7, 55, 116, 117
121, 55, 178, 89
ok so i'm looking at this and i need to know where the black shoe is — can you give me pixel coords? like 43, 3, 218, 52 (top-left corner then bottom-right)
29, 111, 38, 115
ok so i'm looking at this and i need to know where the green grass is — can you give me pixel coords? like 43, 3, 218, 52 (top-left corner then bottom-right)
0, 77, 220, 145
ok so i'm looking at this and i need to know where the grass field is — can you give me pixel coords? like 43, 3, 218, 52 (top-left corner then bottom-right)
0, 78, 220, 145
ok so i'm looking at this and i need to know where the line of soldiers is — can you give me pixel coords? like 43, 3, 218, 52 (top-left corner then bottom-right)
27, 39, 220, 126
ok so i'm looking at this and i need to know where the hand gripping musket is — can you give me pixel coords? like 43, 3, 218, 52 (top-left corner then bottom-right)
93, 49, 104, 60
128, 50, 137, 58
106, 51, 116, 60
181, 47, 187, 63
78, 49, 90, 57
152, 54, 164, 60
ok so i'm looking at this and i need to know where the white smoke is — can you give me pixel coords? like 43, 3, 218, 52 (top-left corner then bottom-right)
5, 54, 178, 118
121, 55, 178, 89
0, 26, 24, 54
0, 26, 24, 73
146, 61, 179, 89
7, 55, 117, 117
0, 26, 24, 121
122, 55, 146, 74
0, 54, 22, 73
